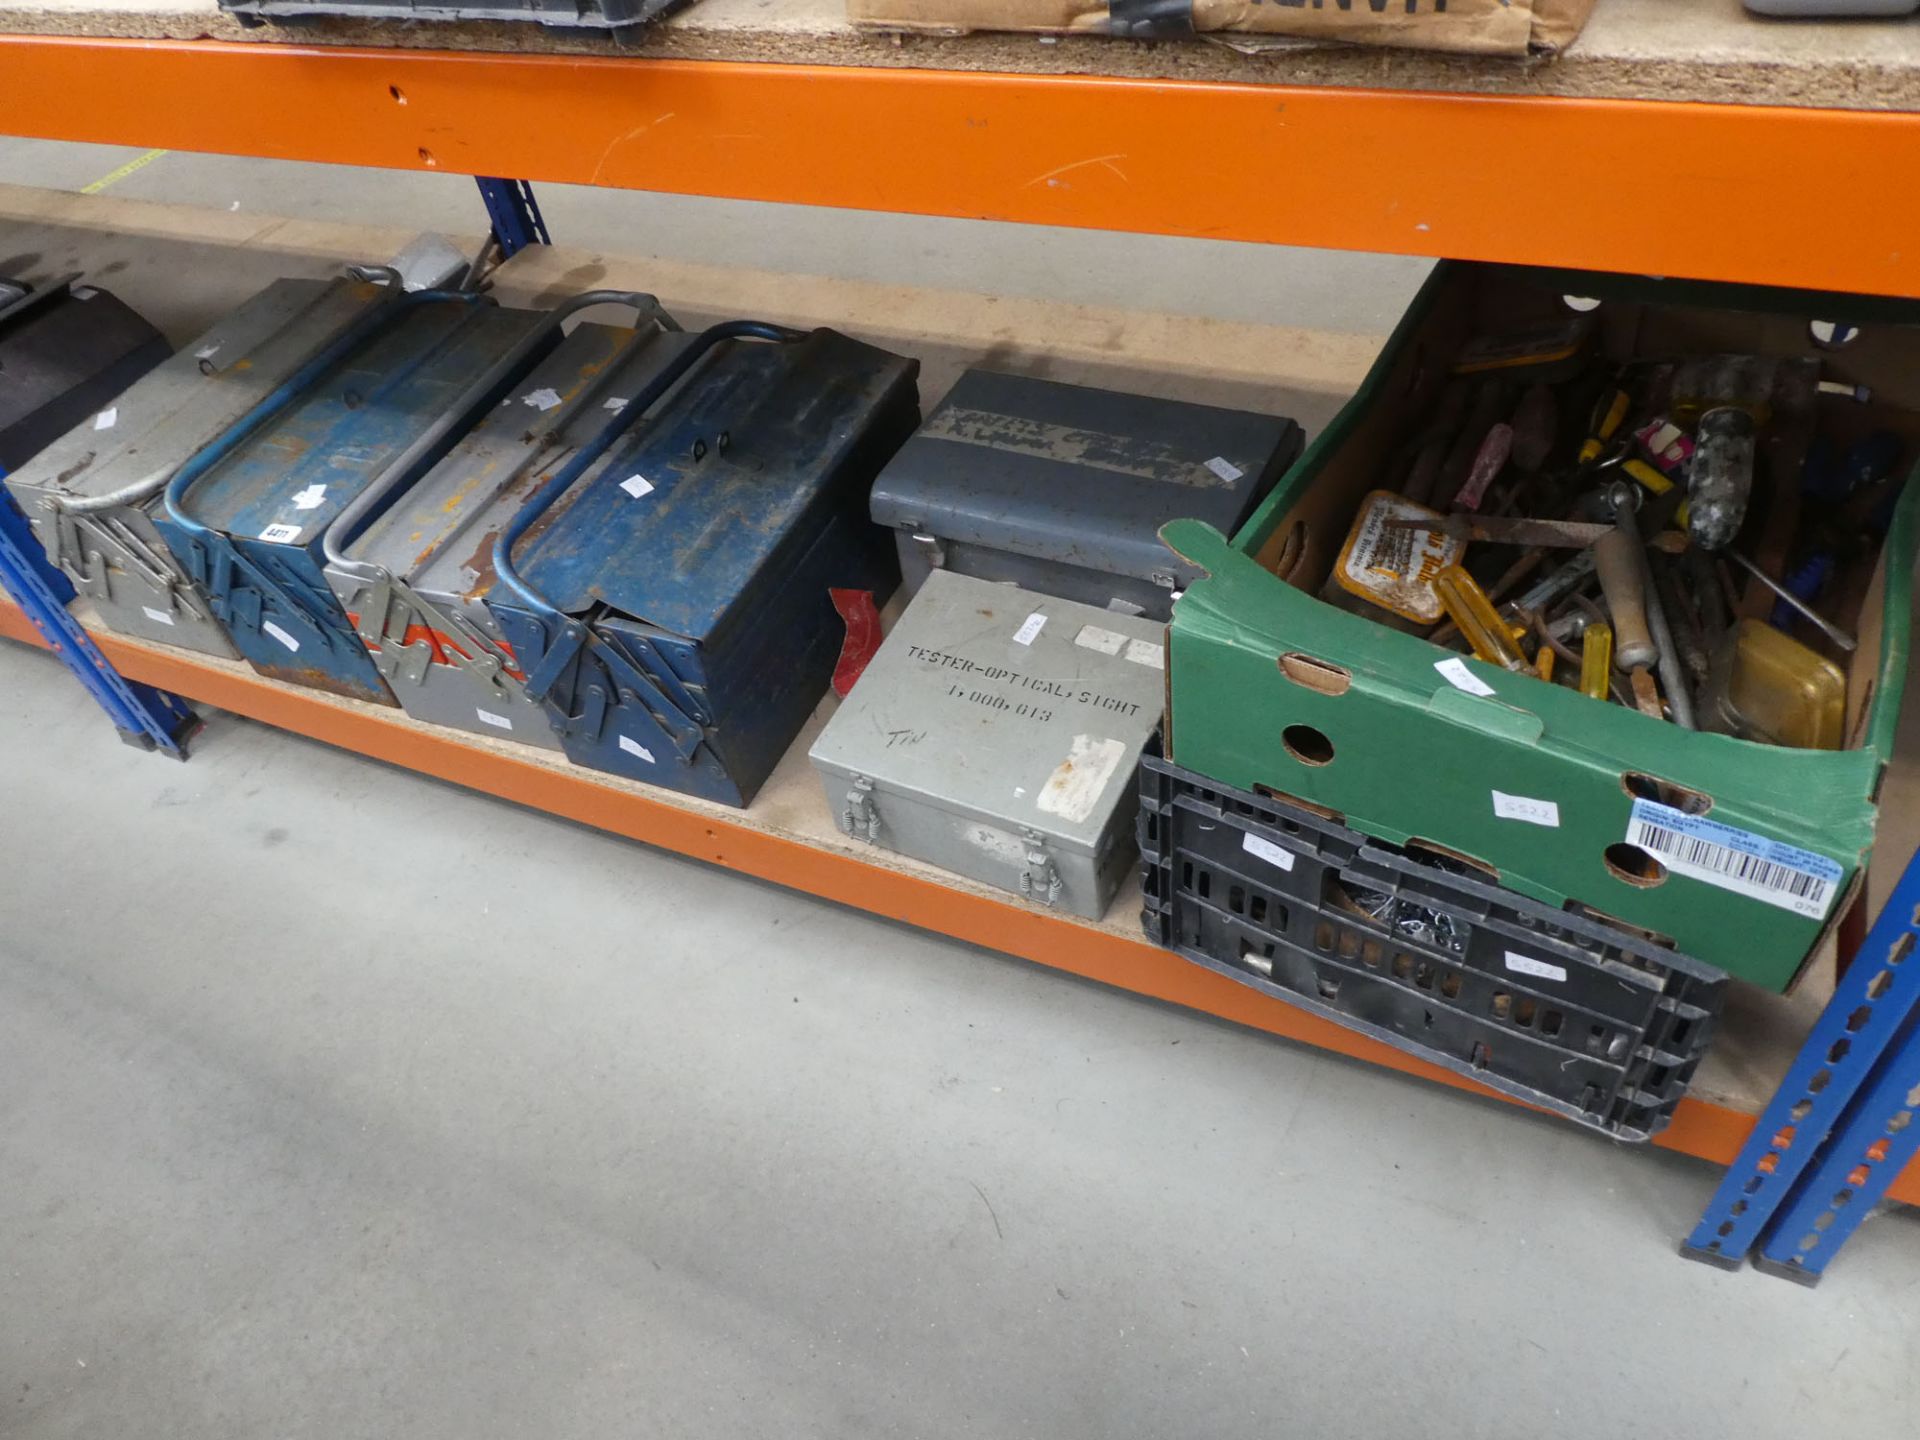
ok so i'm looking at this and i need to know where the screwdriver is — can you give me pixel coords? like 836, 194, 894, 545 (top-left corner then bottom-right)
1434, 565, 1531, 672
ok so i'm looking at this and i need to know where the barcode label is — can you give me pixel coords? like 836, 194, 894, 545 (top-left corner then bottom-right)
1624, 799, 1842, 920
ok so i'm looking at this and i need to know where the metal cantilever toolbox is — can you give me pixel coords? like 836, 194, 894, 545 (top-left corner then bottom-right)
486, 320, 920, 807
325, 296, 688, 750
152, 286, 559, 703
0, 274, 169, 473
808, 569, 1168, 921
3, 277, 392, 659
868, 367, 1302, 622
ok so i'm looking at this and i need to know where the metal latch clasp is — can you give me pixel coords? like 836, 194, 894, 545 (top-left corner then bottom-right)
910, 532, 947, 570
843, 776, 881, 844
1019, 827, 1063, 908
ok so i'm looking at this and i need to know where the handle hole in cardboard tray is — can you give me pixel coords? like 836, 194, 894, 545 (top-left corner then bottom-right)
1604, 842, 1668, 888
1621, 771, 1712, 816
1405, 837, 1500, 885
1282, 724, 1335, 767
1809, 319, 1862, 351
1279, 653, 1351, 696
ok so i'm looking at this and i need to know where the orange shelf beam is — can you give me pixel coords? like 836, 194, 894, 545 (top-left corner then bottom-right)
3, 35, 1920, 298
8, 595, 1908, 1200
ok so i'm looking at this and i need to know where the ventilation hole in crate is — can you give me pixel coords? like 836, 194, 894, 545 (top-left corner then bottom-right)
1867, 970, 1894, 1000
1889, 933, 1914, 966
1392, 953, 1414, 980
1888, 1111, 1914, 1135
1604, 842, 1668, 887
1440, 971, 1462, 1000
1236, 942, 1275, 979
1869, 1138, 1893, 1162
1619, 772, 1713, 816
1314, 921, 1334, 953
1515, 997, 1537, 1028
1790, 1099, 1814, 1122
1317, 974, 1340, 1001
1542, 1009, 1564, 1037
1254, 784, 1346, 826
1338, 929, 1362, 961
1180, 860, 1193, 890
1198, 871, 1211, 900
1846, 1006, 1873, 1033
1228, 884, 1246, 916
1470, 1040, 1491, 1069
1278, 653, 1352, 696
1607, 1032, 1630, 1061
1670, 1018, 1692, 1048
1423, 1010, 1436, 1030
1758, 1154, 1779, 1175
1830, 1038, 1853, 1065
389, 84, 407, 104
1808, 1069, 1832, 1094
1491, 991, 1511, 1020
1706, 1239, 1723, 1253
1585, 1024, 1606, 1054
1414, 961, 1435, 990
1361, 938, 1383, 969
1282, 724, 1335, 767
1250, 895, 1268, 924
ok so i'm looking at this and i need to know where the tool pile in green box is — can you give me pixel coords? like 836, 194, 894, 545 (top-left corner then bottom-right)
1163, 262, 1920, 992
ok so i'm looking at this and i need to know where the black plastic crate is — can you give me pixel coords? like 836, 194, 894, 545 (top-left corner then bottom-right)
218, 0, 686, 35
1138, 745, 1728, 1141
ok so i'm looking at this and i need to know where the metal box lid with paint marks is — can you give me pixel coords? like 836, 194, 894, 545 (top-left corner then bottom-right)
808, 568, 1166, 920
868, 369, 1302, 621
329, 315, 693, 749
0, 275, 168, 474
3, 276, 392, 660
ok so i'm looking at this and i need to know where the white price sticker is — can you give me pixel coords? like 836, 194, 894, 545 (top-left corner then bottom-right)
617, 735, 655, 764
141, 606, 175, 627
619, 474, 655, 499
521, 387, 562, 412
1242, 832, 1296, 872
1012, 613, 1047, 646
475, 709, 513, 731
291, 483, 328, 511
1505, 951, 1568, 983
1204, 455, 1245, 483
604, 397, 628, 413
259, 522, 303, 544
93, 407, 117, 431
1074, 625, 1127, 657
195, 343, 222, 361
1434, 656, 1496, 698
262, 620, 300, 652
1492, 790, 1560, 828
1124, 639, 1164, 670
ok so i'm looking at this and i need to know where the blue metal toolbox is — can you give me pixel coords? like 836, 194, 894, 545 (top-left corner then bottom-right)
868, 368, 1302, 621
153, 287, 557, 703
487, 320, 920, 807
324, 294, 686, 749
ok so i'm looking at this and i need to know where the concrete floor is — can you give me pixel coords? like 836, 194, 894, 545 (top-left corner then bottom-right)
3, 144, 1918, 1439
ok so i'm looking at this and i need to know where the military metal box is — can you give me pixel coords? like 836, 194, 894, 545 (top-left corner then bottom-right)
4, 277, 389, 660
868, 369, 1302, 622
0, 276, 169, 474
154, 290, 556, 704
809, 569, 1166, 920
328, 316, 690, 749
487, 322, 919, 807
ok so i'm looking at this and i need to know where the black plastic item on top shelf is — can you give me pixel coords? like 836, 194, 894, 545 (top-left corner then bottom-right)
216, 0, 686, 35
1137, 742, 1729, 1141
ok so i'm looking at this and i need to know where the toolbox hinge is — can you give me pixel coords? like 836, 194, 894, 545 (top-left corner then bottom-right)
352, 570, 522, 699
1019, 827, 1064, 909
50, 504, 220, 629
843, 775, 882, 844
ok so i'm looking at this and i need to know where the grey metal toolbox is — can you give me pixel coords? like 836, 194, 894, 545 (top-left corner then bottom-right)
326, 303, 689, 749
3, 277, 390, 659
809, 568, 1166, 920
868, 369, 1302, 622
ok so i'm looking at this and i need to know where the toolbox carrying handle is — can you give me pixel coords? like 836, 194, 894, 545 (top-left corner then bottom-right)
55, 275, 412, 519
488, 318, 805, 620
159, 286, 488, 541
321, 290, 680, 575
